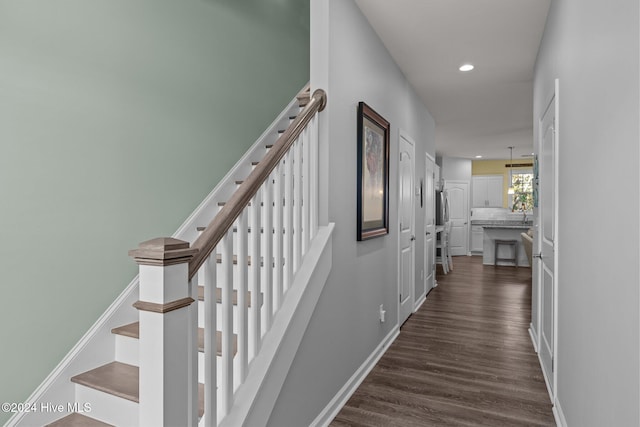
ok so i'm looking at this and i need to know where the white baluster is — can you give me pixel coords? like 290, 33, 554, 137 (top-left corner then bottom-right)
293, 135, 303, 271
236, 209, 248, 382
273, 163, 284, 310
249, 191, 262, 359
262, 172, 274, 330
188, 276, 198, 427
310, 116, 319, 238
284, 151, 294, 293
220, 230, 234, 417
302, 125, 311, 255
201, 246, 217, 427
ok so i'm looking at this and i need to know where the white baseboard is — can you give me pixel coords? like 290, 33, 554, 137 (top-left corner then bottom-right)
553, 398, 567, 427
309, 327, 400, 427
528, 324, 539, 353
531, 331, 561, 427
414, 294, 426, 312
536, 349, 554, 405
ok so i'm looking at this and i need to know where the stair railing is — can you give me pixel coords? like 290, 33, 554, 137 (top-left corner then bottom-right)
130, 88, 326, 427
193, 87, 326, 426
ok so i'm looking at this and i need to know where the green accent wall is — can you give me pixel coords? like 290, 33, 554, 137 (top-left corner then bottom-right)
0, 0, 309, 421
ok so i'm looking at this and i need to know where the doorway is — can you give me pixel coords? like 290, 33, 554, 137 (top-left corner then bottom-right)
398, 131, 415, 325
536, 80, 559, 400
424, 154, 436, 297
444, 180, 469, 256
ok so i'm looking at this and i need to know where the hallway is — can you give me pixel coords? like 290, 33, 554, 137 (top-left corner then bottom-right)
330, 256, 555, 426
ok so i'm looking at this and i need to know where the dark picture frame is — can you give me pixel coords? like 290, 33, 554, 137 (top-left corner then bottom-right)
357, 102, 390, 241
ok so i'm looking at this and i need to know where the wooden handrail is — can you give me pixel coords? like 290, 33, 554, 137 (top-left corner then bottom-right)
188, 89, 327, 280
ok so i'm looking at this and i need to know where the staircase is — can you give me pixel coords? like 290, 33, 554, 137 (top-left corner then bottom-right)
8, 86, 331, 427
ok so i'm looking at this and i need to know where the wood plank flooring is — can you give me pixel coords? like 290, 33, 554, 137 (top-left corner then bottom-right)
330, 256, 555, 426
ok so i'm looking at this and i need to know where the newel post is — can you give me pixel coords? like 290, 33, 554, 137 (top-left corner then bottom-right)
129, 237, 199, 427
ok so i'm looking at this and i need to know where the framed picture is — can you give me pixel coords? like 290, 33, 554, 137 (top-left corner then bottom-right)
357, 102, 390, 241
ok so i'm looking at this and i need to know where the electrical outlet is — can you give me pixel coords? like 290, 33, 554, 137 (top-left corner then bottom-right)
379, 304, 386, 323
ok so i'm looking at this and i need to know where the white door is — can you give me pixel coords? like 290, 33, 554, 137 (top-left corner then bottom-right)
424, 155, 436, 294
444, 181, 469, 256
538, 83, 558, 398
398, 133, 415, 325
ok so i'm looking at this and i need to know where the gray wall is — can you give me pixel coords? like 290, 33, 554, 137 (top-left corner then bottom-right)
0, 1, 309, 421
268, 1, 435, 425
441, 156, 472, 182
533, 0, 639, 425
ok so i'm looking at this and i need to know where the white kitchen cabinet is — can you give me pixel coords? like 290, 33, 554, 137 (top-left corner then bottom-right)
471, 225, 484, 253
486, 176, 503, 206
472, 178, 488, 207
472, 175, 503, 207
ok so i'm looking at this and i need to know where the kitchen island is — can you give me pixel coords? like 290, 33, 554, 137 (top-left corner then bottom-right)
472, 220, 532, 267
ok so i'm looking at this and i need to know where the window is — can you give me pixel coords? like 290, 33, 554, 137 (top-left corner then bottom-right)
509, 169, 533, 211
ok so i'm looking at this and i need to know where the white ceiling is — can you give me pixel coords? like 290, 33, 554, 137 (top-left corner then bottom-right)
354, 0, 551, 160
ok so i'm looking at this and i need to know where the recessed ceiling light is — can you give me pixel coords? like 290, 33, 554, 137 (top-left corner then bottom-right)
459, 64, 474, 72
475, 155, 482, 158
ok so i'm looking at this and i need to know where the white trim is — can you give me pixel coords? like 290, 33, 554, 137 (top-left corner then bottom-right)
552, 77, 560, 407
553, 398, 567, 427
423, 153, 436, 297
309, 327, 400, 427
413, 294, 426, 312
425, 152, 436, 163
537, 344, 554, 405
528, 325, 539, 353
531, 231, 542, 353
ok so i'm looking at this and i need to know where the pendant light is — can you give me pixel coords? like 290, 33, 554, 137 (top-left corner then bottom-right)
507, 146, 515, 195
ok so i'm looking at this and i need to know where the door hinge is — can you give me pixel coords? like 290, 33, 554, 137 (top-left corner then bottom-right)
399, 294, 402, 303
552, 357, 554, 372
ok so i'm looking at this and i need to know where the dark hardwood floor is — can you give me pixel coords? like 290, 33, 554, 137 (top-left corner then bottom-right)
330, 256, 555, 427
